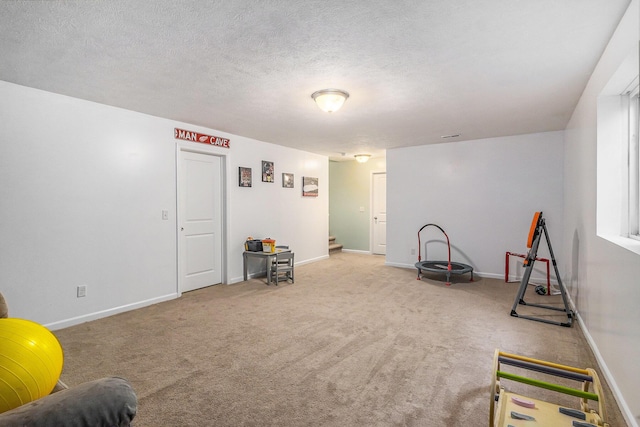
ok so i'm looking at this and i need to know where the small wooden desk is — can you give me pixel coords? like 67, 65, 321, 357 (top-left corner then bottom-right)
243, 249, 291, 285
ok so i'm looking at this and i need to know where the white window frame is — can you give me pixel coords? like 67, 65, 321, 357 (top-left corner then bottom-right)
595, 44, 640, 256
628, 85, 639, 240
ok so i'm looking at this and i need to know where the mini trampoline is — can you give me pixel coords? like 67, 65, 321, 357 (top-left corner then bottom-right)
415, 223, 474, 286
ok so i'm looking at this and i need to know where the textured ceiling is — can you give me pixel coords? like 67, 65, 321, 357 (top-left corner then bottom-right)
0, 1, 631, 160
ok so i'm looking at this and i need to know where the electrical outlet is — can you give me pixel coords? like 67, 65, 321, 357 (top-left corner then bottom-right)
77, 285, 87, 298
411, 248, 416, 255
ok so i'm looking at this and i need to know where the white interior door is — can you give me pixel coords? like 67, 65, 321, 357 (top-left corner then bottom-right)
178, 150, 222, 292
372, 172, 387, 255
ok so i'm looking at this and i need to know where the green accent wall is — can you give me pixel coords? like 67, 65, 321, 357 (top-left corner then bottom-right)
329, 158, 386, 251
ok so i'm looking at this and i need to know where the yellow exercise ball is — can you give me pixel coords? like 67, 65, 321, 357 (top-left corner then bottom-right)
0, 318, 64, 413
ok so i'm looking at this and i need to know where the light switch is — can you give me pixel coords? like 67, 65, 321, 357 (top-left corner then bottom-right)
359, 207, 365, 212
162, 210, 169, 220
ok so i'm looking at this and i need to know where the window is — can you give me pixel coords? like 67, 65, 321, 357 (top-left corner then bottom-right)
629, 85, 639, 239
595, 43, 640, 255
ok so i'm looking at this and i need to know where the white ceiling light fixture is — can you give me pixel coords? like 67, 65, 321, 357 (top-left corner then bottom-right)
354, 154, 371, 163
311, 89, 349, 113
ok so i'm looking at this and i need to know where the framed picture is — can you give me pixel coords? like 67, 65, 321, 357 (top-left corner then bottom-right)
262, 161, 274, 182
282, 173, 294, 188
239, 167, 252, 187
302, 176, 318, 197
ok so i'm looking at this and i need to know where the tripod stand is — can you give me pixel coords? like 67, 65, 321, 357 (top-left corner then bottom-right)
510, 212, 574, 327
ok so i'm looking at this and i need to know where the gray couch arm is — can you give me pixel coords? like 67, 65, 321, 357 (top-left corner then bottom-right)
0, 377, 137, 427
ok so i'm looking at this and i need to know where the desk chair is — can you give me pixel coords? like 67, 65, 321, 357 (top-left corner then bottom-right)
270, 251, 294, 285
273, 245, 289, 271
273, 245, 289, 274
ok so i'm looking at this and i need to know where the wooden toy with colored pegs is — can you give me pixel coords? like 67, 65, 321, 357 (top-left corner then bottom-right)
490, 349, 608, 427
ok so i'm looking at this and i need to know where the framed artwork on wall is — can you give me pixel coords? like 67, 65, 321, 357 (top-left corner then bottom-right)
282, 173, 294, 188
262, 161, 274, 182
239, 167, 252, 187
302, 176, 318, 197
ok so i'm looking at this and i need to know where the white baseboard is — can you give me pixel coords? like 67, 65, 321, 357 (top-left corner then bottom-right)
476, 272, 505, 280
384, 261, 413, 268
505, 275, 560, 287
299, 254, 330, 265
342, 249, 371, 255
384, 262, 502, 281
576, 312, 638, 427
229, 254, 330, 284
45, 293, 179, 331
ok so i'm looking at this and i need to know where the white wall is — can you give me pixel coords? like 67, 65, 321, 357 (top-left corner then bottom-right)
0, 81, 328, 329
227, 134, 329, 271
563, 0, 639, 425
386, 131, 564, 281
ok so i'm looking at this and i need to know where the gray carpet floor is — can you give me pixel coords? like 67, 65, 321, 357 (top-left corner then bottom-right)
54, 252, 626, 426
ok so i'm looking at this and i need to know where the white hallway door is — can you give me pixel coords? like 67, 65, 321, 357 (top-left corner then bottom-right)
372, 172, 387, 255
178, 150, 223, 292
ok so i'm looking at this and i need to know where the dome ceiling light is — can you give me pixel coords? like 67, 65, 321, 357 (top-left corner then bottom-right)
311, 89, 349, 113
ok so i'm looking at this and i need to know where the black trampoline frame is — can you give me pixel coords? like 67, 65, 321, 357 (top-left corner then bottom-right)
415, 223, 474, 286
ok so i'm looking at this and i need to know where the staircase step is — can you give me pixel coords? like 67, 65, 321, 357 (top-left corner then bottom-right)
329, 235, 342, 253
329, 243, 343, 252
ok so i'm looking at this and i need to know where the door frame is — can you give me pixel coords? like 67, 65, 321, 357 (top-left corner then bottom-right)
176, 142, 229, 295
370, 171, 386, 255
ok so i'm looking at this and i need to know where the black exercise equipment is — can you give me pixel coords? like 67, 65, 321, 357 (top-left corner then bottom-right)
415, 223, 473, 286
510, 212, 574, 327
